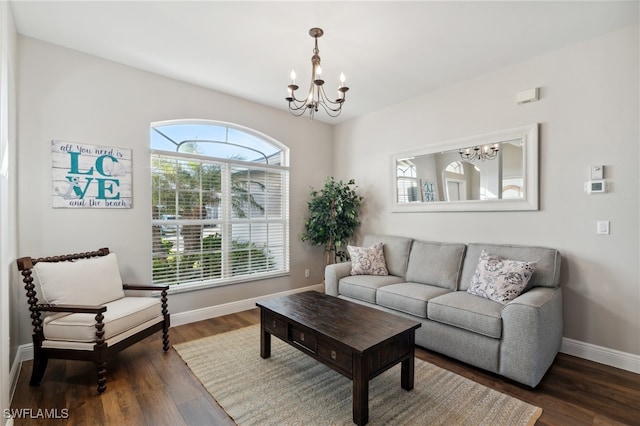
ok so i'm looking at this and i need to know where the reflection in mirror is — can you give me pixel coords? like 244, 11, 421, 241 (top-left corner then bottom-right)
392, 124, 538, 212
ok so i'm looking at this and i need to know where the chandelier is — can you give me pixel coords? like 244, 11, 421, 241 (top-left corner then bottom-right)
459, 144, 500, 161
286, 28, 349, 118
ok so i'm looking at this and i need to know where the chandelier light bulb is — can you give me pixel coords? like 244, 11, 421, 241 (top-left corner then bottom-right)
290, 70, 296, 84
340, 72, 346, 86
316, 65, 322, 76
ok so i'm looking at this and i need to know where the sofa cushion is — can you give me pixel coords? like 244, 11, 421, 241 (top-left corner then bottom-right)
33, 253, 125, 306
362, 235, 412, 278
428, 291, 503, 339
338, 275, 404, 304
347, 243, 389, 276
43, 297, 162, 342
377, 283, 451, 318
405, 241, 466, 290
467, 250, 537, 304
460, 243, 561, 291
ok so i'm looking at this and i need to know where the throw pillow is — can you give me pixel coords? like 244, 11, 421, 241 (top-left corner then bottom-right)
467, 250, 537, 304
347, 243, 389, 276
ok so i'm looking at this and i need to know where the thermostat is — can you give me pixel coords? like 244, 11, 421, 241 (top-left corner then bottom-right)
585, 180, 607, 194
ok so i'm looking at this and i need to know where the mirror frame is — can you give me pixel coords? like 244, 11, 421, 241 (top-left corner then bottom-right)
391, 123, 539, 212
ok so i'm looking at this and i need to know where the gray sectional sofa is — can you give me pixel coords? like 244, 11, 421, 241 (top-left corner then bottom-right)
324, 234, 563, 387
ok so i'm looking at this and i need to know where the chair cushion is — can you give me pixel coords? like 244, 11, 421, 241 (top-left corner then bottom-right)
347, 243, 389, 276
405, 241, 466, 290
338, 275, 404, 303
43, 297, 162, 343
428, 291, 504, 339
376, 283, 451, 318
362, 235, 412, 278
33, 253, 125, 306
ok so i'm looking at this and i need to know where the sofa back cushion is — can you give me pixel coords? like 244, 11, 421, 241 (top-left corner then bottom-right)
459, 243, 561, 291
362, 234, 412, 278
405, 241, 466, 290
33, 253, 125, 306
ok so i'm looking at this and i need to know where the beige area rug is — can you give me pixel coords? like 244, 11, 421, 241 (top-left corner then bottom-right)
174, 325, 542, 426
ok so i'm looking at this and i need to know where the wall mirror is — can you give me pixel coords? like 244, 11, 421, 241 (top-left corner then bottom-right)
392, 124, 538, 212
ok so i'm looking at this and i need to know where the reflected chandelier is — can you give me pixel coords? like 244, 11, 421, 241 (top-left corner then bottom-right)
286, 28, 349, 118
459, 144, 500, 161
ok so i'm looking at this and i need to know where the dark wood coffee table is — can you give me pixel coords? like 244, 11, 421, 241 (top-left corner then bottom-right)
256, 291, 421, 426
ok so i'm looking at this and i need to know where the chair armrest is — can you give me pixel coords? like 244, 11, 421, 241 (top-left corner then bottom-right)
500, 286, 563, 387
324, 262, 352, 296
35, 304, 107, 314
123, 284, 169, 291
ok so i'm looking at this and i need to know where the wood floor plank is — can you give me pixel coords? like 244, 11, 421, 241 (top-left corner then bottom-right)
177, 396, 235, 426
10, 308, 640, 425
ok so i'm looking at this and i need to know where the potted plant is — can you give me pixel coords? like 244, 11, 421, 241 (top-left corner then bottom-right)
301, 177, 363, 265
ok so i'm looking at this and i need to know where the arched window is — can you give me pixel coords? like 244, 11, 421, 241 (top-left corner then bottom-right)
445, 161, 464, 174
150, 120, 289, 289
396, 159, 419, 203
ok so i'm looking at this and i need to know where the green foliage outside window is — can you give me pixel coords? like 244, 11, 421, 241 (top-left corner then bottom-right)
153, 234, 276, 285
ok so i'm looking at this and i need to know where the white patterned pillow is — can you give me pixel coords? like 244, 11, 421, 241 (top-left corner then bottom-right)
347, 243, 389, 276
467, 250, 537, 304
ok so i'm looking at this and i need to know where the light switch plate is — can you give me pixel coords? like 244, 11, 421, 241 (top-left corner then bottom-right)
596, 220, 610, 235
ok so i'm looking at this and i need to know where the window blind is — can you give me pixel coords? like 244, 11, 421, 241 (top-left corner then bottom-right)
151, 152, 289, 287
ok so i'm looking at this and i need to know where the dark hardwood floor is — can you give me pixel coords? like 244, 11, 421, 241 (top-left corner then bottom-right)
10, 309, 640, 425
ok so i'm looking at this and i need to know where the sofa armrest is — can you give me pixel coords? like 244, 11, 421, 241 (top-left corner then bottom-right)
324, 262, 352, 296
500, 286, 563, 387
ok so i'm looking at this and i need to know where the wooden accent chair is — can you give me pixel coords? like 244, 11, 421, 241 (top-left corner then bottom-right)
16, 248, 170, 394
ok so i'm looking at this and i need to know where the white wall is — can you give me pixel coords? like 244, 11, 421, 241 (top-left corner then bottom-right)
14, 37, 334, 346
333, 25, 640, 357
0, 1, 17, 421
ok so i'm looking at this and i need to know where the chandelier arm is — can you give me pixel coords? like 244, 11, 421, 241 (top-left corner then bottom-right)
317, 85, 345, 111
317, 101, 343, 117
288, 102, 308, 112
289, 106, 310, 117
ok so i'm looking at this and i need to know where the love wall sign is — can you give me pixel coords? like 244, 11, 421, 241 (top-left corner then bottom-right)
52, 141, 133, 208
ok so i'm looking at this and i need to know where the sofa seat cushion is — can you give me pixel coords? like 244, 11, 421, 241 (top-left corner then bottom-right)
43, 297, 162, 343
338, 275, 404, 303
377, 283, 451, 318
428, 291, 503, 338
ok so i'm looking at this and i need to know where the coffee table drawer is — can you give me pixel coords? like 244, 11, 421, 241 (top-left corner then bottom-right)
318, 337, 353, 374
290, 326, 317, 353
264, 314, 287, 340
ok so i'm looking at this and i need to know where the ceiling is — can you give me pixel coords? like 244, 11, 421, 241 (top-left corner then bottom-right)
10, 1, 640, 124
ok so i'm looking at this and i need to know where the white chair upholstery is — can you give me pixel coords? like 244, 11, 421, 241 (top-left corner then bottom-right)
17, 248, 170, 393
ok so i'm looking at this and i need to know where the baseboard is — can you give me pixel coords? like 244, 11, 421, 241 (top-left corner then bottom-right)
8, 345, 29, 408
560, 337, 640, 374
170, 283, 325, 327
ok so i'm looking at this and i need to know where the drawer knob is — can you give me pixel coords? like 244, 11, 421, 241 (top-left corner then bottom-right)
300, 332, 305, 342
331, 350, 337, 360
272, 320, 277, 328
